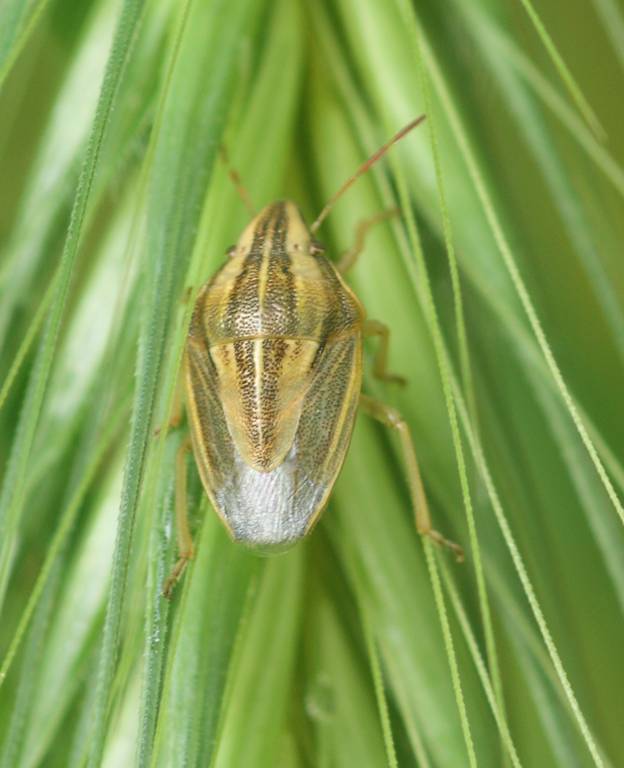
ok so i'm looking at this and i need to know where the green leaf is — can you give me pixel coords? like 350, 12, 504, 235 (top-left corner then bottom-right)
1, 0, 623, 765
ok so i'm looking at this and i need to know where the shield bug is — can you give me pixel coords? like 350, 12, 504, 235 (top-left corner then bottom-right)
163, 116, 462, 597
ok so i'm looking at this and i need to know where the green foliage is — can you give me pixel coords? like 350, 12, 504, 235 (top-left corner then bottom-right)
0, 0, 623, 765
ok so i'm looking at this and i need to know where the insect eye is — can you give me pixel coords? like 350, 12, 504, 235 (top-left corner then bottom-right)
226, 244, 237, 258
310, 239, 325, 256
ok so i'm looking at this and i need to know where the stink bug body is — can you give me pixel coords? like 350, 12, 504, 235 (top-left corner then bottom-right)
163, 116, 462, 596
187, 200, 363, 550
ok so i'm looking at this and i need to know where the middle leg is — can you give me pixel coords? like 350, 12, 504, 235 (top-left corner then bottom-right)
363, 319, 406, 386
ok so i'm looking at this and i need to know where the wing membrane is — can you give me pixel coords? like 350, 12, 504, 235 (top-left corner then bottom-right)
185, 333, 361, 550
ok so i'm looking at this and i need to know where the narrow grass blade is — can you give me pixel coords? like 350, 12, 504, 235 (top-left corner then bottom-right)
515, 0, 605, 138
439, 558, 523, 768
86, 1, 268, 763
591, 0, 624, 69
454, 381, 609, 768
0, 0, 145, 609
362, 613, 399, 768
150, 518, 258, 767
19, 456, 124, 768
211, 553, 303, 768
0, 0, 52, 89
0, 266, 58, 413
419, 36, 624, 529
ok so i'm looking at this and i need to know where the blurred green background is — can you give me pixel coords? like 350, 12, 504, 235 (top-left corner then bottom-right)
0, 0, 623, 766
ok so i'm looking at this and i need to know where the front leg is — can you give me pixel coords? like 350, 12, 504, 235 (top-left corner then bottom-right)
336, 209, 399, 274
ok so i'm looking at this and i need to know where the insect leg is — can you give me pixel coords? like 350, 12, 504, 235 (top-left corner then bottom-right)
359, 394, 464, 562
337, 209, 399, 274
219, 145, 255, 216
363, 319, 406, 385
163, 437, 195, 598
153, 373, 185, 438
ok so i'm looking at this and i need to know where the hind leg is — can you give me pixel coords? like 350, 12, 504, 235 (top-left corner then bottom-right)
162, 438, 195, 598
359, 394, 463, 561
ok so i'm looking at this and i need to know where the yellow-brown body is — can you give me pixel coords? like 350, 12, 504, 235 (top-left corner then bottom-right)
161, 116, 462, 598
185, 201, 364, 550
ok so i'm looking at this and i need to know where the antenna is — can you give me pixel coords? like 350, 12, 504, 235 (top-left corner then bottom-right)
310, 115, 426, 234
219, 146, 256, 217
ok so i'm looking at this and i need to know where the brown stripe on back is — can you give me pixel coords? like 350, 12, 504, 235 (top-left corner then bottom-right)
211, 336, 320, 473
221, 210, 272, 337
258, 336, 288, 468
232, 339, 260, 453
263, 202, 298, 336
